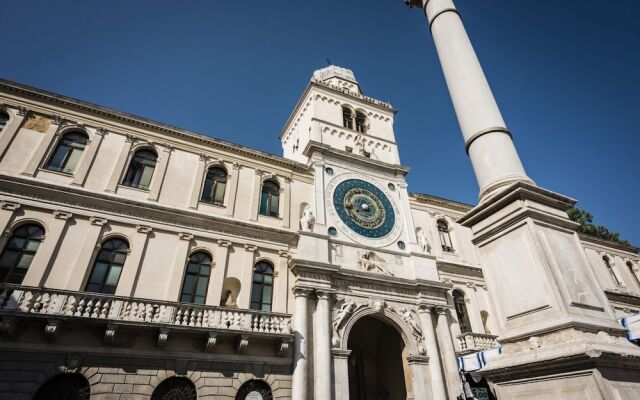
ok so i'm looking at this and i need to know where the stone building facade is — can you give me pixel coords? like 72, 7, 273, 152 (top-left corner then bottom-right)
0, 1, 639, 399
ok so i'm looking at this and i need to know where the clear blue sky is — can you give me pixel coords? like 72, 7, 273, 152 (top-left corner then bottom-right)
1, 1, 638, 245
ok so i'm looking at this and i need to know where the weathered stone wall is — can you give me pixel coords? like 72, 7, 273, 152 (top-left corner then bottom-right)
0, 349, 292, 400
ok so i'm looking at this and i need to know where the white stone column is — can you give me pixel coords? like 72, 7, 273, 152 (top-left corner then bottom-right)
148, 145, 173, 201
237, 244, 257, 308
117, 225, 152, 297
332, 349, 351, 400
410, 0, 533, 201
0, 106, 27, 161
249, 169, 263, 221
105, 135, 135, 192
188, 154, 208, 209
22, 116, 63, 176
166, 232, 194, 301
23, 210, 73, 287
207, 239, 231, 306
313, 289, 333, 400
292, 287, 311, 400
281, 177, 292, 228
417, 304, 447, 400
225, 163, 241, 217
63, 216, 108, 290
72, 127, 106, 186
435, 306, 462, 399
408, 356, 433, 400
0, 202, 21, 251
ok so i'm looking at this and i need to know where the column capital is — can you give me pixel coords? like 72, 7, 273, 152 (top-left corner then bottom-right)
178, 232, 194, 241
89, 216, 108, 226
136, 225, 153, 234
293, 286, 313, 298
243, 244, 257, 253
315, 288, 335, 300
217, 239, 232, 248
416, 302, 436, 314
1, 202, 20, 211
53, 210, 73, 220
331, 349, 352, 359
434, 306, 451, 316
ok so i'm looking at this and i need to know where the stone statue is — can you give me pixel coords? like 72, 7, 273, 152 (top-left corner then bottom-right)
400, 307, 422, 338
354, 135, 367, 156
358, 251, 393, 276
417, 229, 430, 254
299, 204, 315, 231
221, 290, 237, 308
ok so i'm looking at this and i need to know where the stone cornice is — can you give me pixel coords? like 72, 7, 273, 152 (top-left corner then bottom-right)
579, 234, 639, 255
436, 260, 485, 279
604, 289, 640, 308
0, 79, 309, 173
303, 141, 410, 176
409, 192, 473, 213
0, 174, 299, 247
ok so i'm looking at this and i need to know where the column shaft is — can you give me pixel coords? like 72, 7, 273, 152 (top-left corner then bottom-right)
22, 119, 62, 176
418, 306, 447, 400
435, 307, 462, 399
71, 128, 105, 186
105, 136, 134, 192
63, 216, 107, 290
0, 108, 26, 162
314, 291, 333, 400
422, 0, 533, 200
207, 240, 231, 306
292, 288, 311, 400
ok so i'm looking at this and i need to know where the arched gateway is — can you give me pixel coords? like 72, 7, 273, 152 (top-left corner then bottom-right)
347, 316, 410, 400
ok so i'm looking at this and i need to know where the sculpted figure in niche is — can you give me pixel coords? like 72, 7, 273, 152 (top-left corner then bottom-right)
358, 251, 393, 276
333, 301, 357, 331
299, 204, 315, 232
416, 228, 430, 254
221, 290, 238, 308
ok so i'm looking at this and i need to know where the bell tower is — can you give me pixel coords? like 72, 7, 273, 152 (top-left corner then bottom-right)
280, 65, 401, 166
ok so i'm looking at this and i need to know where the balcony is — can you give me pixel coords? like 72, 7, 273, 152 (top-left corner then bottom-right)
0, 285, 293, 354
457, 332, 500, 355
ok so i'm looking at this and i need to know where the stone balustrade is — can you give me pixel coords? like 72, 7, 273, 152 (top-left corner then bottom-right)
456, 332, 499, 355
0, 284, 292, 336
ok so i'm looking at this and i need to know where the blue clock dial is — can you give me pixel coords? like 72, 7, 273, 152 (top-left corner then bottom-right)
332, 179, 396, 239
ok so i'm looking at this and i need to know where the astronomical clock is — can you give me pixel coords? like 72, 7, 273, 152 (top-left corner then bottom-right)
326, 172, 403, 247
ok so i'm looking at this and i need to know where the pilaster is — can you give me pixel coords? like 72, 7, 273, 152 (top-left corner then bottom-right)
237, 244, 257, 309
0, 202, 21, 252
21, 115, 63, 176
148, 144, 173, 201
117, 225, 152, 297
0, 106, 27, 162
250, 169, 263, 221
63, 216, 108, 290
105, 135, 134, 192
188, 154, 208, 209
225, 162, 241, 217
166, 232, 194, 301
71, 127, 107, 186
207, 239, 231, 306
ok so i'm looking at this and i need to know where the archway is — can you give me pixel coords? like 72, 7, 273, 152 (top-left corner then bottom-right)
235, 379, 273, 400
151, 377, 197, 400
33, 373, 90, 400
347, 316, 408, 400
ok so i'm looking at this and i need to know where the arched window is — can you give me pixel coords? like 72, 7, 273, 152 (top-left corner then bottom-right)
437, 219, 454, 252
342, 106, 354, 130
151, 377, 197, 400
603, 256, 622, 286
251, 261, 274, 311
0, 223, 45, 284
85, 238, 129, 294
201, 166, 227, 206
627, 261, 640, 288
180, 251, 212, 304
453, 290, 472, 334
33, 373, 90, 400
122, 149, 157, 190
0, 110, 9, 133
355, 111, 367, 133
235, 379, 273, 400
259, 180, 280, 217
45, 132, 88, 174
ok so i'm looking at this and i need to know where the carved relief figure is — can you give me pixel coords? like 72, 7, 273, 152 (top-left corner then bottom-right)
221, 290, 238, 308
358, 251, 393, 276
399, 307, 422, 338
333, 301, 357, 331
299, 204, 315, 231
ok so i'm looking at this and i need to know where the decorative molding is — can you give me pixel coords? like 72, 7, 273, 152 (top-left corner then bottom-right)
237, 335, 249, 354
205, 332, 217, 352
277, 338, 292, 356
44, 319, 61, 340
157, 328, 169, 347
136, 225, 153, 234
17, 106, 30, 117
53, 210, 73, 220
89, 216, 107, 226
217, 239, 232, 248
104, 324, 117, 345
51, 115, 64, 126
178, 232, 194, 241
243, 244, 257, 253
0, 202, 20, 211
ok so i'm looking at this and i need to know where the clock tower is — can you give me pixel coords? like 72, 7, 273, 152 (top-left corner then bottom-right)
282, 66, 445, 400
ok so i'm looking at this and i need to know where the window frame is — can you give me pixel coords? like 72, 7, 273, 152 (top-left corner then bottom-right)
84, 238, 129, 295
0, 109, 9, 133
437, 219, 454, 253
0, 223, 45, 284
121, 148, 158, 191
452, 289, 472, 334
259, 179, 280, 218
355, 110, 367, 133
342, 106, 354, 130
179, 251, 213, 305
603, 256, 622, 286
250, 261, 274, 311
200, 166, 228, 206
44, 131, 89, 174
627, 261, 640, 288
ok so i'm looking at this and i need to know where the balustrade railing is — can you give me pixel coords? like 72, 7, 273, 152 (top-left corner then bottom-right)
457, 332, 499, 354
0, 285, 291, 335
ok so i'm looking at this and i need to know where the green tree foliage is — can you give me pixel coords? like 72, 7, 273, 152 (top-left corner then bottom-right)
567, 207, 631, 247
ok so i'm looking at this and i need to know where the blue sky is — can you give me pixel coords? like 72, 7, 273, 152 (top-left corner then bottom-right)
0, 1, 638, 245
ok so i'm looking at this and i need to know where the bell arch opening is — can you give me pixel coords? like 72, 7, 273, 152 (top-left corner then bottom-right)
347, 315, 411, 400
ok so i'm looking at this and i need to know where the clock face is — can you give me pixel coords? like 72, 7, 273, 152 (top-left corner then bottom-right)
332, 179, 396, 239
